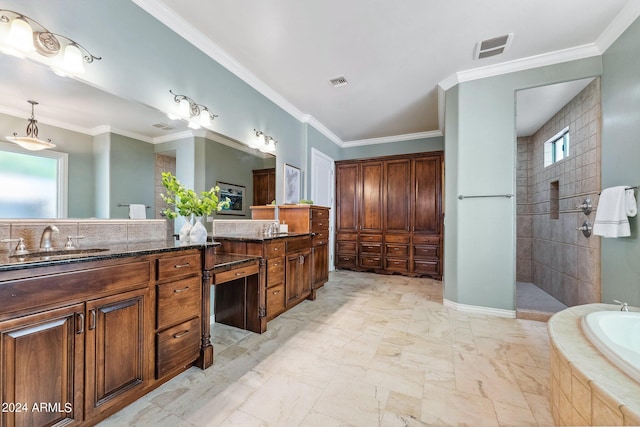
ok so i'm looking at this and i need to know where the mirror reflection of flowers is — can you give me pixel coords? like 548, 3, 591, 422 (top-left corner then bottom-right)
160, 172, 231, 219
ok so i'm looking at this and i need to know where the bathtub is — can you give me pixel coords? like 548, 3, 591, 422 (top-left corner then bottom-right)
582, 310, 640, 383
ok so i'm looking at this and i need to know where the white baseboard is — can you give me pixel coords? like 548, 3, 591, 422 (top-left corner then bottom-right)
443, 298, 516, 318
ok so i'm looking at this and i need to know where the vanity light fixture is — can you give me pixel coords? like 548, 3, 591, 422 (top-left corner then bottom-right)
252, 129, 277, 153
168, 90, 218, 129
0, 9, 101, 76
6, 100, 55, 151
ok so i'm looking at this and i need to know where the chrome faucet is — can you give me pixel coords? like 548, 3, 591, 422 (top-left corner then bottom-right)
40, 225, 59, 251
613, 299, 629, 312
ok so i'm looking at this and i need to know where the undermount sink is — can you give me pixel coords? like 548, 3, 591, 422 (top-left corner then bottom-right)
10, 248, 109, 258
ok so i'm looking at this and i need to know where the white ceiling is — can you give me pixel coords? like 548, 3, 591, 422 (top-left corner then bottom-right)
0, 0, 637, 147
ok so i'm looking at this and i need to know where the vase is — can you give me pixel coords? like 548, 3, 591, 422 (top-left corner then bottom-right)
189, 216, 208, 244
178, 215, 193, 245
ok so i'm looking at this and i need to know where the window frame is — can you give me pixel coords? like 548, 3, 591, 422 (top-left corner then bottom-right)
544, 126, 570, 167
0, 141, 68, 218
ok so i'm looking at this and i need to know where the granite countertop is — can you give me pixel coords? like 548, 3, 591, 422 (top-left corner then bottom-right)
211, 232, 309, 242
0, 240, 221, 272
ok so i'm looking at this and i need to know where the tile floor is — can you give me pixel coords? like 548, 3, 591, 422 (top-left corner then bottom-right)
99, 271, 554, 427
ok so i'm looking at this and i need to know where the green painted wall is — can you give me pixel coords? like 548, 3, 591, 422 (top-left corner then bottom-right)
108, 133, 155, 219
601, 17, 640, 306
445, 57, 602, 310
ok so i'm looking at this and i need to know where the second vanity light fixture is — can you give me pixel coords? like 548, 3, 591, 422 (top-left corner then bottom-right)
168, 90, 218, 129
252, 129, 277, 154
0, 9, 101, 76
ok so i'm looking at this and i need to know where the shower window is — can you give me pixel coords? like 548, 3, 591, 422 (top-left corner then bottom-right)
0, 142, 68, 218
544, 127, 570, 167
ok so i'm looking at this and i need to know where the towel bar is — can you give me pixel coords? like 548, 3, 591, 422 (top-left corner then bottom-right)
118, 203, 150, 208
458, 193, 514, 200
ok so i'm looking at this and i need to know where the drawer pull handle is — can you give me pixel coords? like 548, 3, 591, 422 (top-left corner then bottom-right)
273, 247, 280, 251
173, 330, 190, 339
273, 290, 280, 295
174, 263, 190, 268
89, 309, 96, 330
77, 313, 85, 334
343, 257, 350, 260
174, 286, 190, 293
235, 271, 245, 276
367, 246, 375, 249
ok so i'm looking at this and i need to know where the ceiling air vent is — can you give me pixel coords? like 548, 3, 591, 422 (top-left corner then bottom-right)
330, 76, 349, 87
152, 123, 176, 130
474, 33, 513, 59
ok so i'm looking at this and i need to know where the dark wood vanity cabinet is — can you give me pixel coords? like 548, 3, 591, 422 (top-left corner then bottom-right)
278, 205, 330, 297
336, 152, 443, 279
284, 236, 312, 307
0, 248, 204, 427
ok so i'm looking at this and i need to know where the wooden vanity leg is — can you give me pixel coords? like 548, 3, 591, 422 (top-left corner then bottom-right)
197, 270, 214, 369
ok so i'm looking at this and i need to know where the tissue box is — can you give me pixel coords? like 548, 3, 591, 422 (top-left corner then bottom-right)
279, 223, 288, 233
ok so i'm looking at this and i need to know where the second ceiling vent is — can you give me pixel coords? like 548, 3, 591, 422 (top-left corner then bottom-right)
330, 76, 349, 87
474, 33, 513, 59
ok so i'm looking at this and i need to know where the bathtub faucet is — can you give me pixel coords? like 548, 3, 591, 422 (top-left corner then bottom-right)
613, 299, 629, 312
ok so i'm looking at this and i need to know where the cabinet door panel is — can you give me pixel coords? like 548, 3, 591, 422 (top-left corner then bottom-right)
385, 159, 411, 233
0, 303, 84, 427
360, 162, 383, 233
413, 157, 442, 235
85, 289, 146, 418
336, 163, 359, 232
312, 244, 329, 287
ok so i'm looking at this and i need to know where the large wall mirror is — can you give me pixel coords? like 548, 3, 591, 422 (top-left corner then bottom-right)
0, 53, 276, 220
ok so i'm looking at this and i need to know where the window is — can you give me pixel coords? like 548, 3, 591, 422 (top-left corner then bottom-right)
544, 127, 569, 167
0, 142, 68, 218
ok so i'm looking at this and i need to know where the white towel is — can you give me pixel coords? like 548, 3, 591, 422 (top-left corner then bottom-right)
128, 204, 147, 219
593, 186, 637, 238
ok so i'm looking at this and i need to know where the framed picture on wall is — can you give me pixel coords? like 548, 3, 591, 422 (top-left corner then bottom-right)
216, 181, 246, 215
283, 163, 301, 204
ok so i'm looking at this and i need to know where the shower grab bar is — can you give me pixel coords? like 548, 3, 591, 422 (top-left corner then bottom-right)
458, 193, 514, 200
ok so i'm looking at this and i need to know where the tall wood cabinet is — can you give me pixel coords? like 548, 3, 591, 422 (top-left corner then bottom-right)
335, 152, 443, 279
252, 168, 276, 206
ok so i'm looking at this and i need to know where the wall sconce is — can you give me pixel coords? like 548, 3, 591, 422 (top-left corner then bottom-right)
168, 90, 218, 129
0, 9, 101, 76
252, 129, 278, 153
6, 100, 55, 151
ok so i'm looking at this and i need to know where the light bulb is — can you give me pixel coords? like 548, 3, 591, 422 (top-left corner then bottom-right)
6, 17, 34, 52
178, 99, 191, 118
62, 43, 84, 74
199, 110, 211, 127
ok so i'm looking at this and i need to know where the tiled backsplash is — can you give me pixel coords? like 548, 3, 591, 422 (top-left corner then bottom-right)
212, 219, 279, 236
0, 219, 168, 253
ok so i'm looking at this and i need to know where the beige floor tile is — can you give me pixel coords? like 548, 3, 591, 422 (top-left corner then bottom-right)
101, 271, 553, 427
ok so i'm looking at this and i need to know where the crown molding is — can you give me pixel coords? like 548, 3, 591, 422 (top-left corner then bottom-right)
342, 130, 443, 147
439, 43, 601, 91
132, 0, 343, 147
90, 125, 154, 143
596, 0, 640, 52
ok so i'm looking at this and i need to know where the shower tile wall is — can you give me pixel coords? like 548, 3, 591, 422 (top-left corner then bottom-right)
516, 78, 601, 306
155, 154, 176, 241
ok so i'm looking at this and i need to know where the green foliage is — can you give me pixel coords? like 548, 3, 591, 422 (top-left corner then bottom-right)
299, 199, 314, 204
160, 172, 230, 219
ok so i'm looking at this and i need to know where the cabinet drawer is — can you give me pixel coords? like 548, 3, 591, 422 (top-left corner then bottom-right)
414, 245, 439, 259
385, 244, 408, 257
157, 253, 201, 281
413, 260, 439, 274
360, 243, 382, 254
265, 241, 286, 258
385, 234, 410, 244
266, 283, 285, 320
214, 263, 260, 284
385, 258, 409, 272
413, 235, 440, 245
267, 257, 285, 286
360, 234, 382, 243
156, 316, 201, 378
312, 230, 329, 246
311, 218, 329, 230
287, 235, 311, 253
337, 241, 356, 253
337, 232, 358, 241
336, 255, 356, 268
360, 256, 382, 269
157, 276, 201, 330
311, 208, 329, 219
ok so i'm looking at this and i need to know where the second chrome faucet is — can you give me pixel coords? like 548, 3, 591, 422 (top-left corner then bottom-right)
40, 225, 59, 251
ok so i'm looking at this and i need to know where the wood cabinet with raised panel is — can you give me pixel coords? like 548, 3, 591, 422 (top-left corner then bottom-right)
253, 168, 276, 206
278, 205, 330, 298
335, 152, 443, 279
